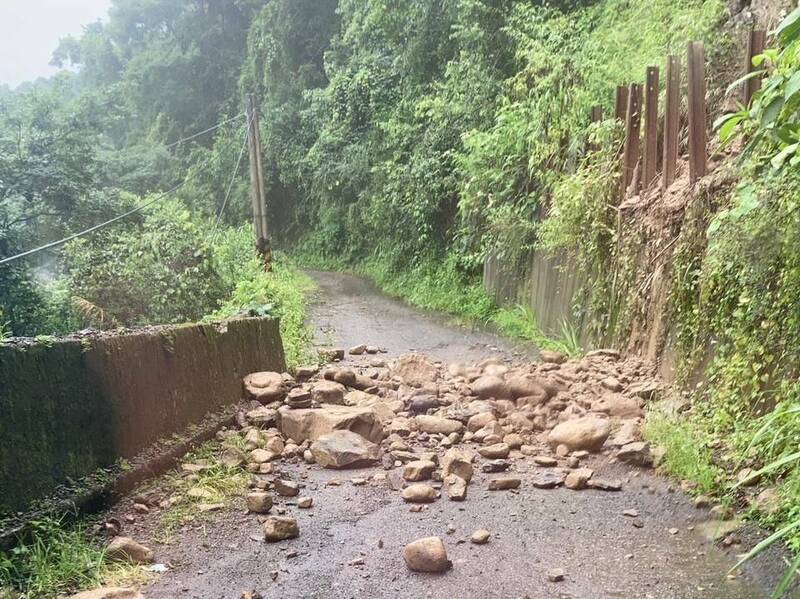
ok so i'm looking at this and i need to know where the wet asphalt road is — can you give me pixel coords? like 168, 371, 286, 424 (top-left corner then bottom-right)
137, 270, 778, 599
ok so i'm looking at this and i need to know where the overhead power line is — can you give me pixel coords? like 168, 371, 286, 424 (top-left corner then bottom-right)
1, 113, 249, 267
0, 181, 185, 266
164, 112, 246, 150
209, 116, 252, 242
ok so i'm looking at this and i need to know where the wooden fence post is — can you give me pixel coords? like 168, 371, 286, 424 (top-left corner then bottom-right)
642, 66, 660, 190
662, 55, 680, 190
615, 85, 629, 123
744, 29, 767, 106
687, 41, 707, 184
621, 83, 643, 198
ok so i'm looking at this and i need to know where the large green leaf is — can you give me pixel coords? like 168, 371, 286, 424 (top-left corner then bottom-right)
785, 71, 800, 102
776, 7, 800, 46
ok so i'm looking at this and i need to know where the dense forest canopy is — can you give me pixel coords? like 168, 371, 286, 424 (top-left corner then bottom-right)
0, 0, 725, 337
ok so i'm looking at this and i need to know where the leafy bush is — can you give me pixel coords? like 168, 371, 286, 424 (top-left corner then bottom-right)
63, 196, 228, 327
716, 7, 800, 169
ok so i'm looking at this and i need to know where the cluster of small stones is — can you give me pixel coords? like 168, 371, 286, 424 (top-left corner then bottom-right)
79, 343, 690, 597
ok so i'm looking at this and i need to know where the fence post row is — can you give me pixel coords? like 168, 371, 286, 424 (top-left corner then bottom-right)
597, 32, 763, 200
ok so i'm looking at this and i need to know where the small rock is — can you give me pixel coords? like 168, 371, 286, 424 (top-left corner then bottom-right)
587, 477, 622, 492
547, 568, 565, 582
402, 537, 452, 573
487, 477, 521, 491
105, 537, 154, 564
532, 471, 565, 489
415, 415, 463, 435
349, 344, 367, 355
539, 350, 567, 364
694, 495, 712, 509
565, 467, 594, 490
440, 448, 474, 482
617, 442, 653, 467
601, 376, 623, 392
533, 456, 557, 467
246, 492, 273, 514
220, 447, 247, 468
445, 475, 468, 501
481, 460, 510, 473
470, 529, 490, 545
263, 517, 299, 542
403, 460, 437, 482
273, 480, 300, 497
297, 497, 313, 509
478, 443, 510, 459
402, 484, 437, 503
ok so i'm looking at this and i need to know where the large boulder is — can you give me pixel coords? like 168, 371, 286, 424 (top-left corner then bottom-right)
391, 353, 439, 387
243, 372, 285, 404
310, 430, 381, 468
548, 416, 611, 452
280, 405, 384, 443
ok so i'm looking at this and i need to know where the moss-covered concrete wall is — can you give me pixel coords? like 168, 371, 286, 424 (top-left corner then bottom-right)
0, 318, 285, 513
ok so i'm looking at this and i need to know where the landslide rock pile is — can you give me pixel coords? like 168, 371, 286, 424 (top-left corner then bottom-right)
228, 348, 660, 535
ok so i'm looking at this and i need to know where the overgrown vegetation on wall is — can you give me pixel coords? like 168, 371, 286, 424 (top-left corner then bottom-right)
535, 5, 800, 582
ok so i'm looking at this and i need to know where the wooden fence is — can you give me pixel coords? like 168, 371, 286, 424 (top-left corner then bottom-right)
593, 29, 767, 202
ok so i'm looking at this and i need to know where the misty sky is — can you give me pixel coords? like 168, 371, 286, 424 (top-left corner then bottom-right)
0, 0, 112, 88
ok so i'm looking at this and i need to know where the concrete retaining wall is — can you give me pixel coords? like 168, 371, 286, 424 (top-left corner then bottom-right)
0, 318, 285, 513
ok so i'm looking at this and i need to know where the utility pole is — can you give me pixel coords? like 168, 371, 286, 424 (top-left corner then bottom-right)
246, 94, 272, 271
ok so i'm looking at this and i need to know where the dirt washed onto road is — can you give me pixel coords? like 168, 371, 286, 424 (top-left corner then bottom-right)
101, 271, 775, 599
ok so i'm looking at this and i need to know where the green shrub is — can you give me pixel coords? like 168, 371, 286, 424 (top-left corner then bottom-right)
64, 196, 227, 327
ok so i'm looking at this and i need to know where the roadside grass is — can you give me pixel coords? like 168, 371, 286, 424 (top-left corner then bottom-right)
0, 515, 148, 599
208, 253, 318, 371
151, 440, 249, 544
642, 408, 724, 497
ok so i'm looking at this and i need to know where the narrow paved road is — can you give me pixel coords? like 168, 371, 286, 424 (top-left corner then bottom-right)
305, 269, 530, 364
137, 271, 774, 599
